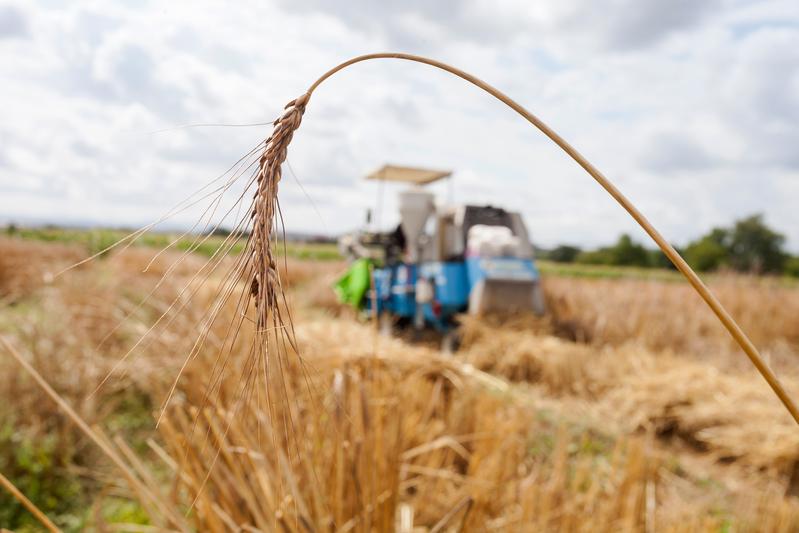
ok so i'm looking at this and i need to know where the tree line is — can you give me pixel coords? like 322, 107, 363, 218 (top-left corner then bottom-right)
539, 214, 799, 276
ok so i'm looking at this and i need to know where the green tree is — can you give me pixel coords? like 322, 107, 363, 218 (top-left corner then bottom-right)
647, 245, 681, 270
727, 214, 786, 274
682, 215, 787, 274
576, 235, 649, 267
576, 248, 614, 265
785, 257, 799, 278
548, 245, 582, 263
609, 234, 650, 267
683, 228, 729, 272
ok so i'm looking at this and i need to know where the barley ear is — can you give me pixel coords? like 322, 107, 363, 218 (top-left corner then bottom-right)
248, 92, 310, 329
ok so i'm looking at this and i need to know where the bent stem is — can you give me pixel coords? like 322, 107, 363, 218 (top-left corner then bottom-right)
282, 52, 798, 424
0, 336, 190, 531
0, 470, 61, 533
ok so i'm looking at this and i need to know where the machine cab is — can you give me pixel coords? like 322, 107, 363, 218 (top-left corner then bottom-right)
336, 165, 545, 339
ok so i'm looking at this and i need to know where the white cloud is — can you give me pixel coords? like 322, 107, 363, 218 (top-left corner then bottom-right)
0, 0, 798, 251
0, 4, 27, 38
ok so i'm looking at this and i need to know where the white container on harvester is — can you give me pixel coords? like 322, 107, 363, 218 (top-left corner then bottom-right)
399, 188, 435, 262
467, 224, 517, 257
415, 278, 434, 303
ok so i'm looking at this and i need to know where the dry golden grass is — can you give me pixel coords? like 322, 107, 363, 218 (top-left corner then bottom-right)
542, 275, 799, 373
3, 239, 799, 531
0, 237, 83, 303
459, 316, 799, 472
143, 315, 799, 532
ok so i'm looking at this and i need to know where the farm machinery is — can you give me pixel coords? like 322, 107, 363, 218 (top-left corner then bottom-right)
335, 165, 545, 346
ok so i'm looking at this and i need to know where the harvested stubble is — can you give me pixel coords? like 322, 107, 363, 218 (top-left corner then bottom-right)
0, 242, 210, 530
542, 275, 799, 372
3, 240, 799, 530
0, 244, 195, 419
0, 237, 83, 303
0, 238, 312, 418
149, 316, 799, 532
458, 314, 799, 474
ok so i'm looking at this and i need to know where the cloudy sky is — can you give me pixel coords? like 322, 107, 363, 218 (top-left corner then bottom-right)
1, 0, 797, 249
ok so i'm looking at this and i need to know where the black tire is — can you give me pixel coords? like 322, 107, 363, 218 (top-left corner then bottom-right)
441, 329, 462, 354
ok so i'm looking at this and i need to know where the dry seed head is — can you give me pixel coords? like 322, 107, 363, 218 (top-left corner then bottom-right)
248, 92, 309, 326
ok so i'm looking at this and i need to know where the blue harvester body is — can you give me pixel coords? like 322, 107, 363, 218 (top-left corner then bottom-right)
366, 256, 541, 332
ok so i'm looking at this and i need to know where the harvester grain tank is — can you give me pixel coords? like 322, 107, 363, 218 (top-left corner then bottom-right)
336, 165, 544, 345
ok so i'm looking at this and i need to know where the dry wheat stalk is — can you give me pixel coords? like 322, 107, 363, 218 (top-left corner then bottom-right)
239, 52, 799, 426
0, 470, 60, 532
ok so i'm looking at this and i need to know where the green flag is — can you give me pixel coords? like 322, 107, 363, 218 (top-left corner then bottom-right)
333, 258, 372, 309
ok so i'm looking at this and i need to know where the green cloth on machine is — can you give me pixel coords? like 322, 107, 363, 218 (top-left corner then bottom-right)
334, 258, 372, 309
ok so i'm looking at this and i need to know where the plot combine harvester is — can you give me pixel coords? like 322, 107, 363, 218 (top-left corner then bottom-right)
336, 165, 545, 348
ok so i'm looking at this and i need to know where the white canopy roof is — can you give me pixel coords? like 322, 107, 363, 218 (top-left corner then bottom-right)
365, 164, 452, 185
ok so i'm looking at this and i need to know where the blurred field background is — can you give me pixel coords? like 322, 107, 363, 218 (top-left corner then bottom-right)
3, 0, 798, 530
2, 229, 799, 531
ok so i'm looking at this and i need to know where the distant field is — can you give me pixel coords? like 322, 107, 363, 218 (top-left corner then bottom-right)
6, 226, 341, 261
536, 259, 682, 281
537, 259, 799, 288
10, 226, 799, 284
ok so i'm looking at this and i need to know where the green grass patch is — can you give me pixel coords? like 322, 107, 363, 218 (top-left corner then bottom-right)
0, 417, 87, 531
8, 226, 342, 261
537, 260, 683, 281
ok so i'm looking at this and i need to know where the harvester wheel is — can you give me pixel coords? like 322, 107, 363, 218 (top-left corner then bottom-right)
441, 330, 462, 354
379, 312, 394, 337
532, 283, 546, 316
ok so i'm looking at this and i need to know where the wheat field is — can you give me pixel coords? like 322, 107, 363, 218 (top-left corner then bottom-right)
1, 235, 799, 531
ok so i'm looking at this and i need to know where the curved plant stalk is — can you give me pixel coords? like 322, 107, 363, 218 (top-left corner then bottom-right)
0, 470, 61, 532
249, 52, 799, 424
0, 336, 191, 532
